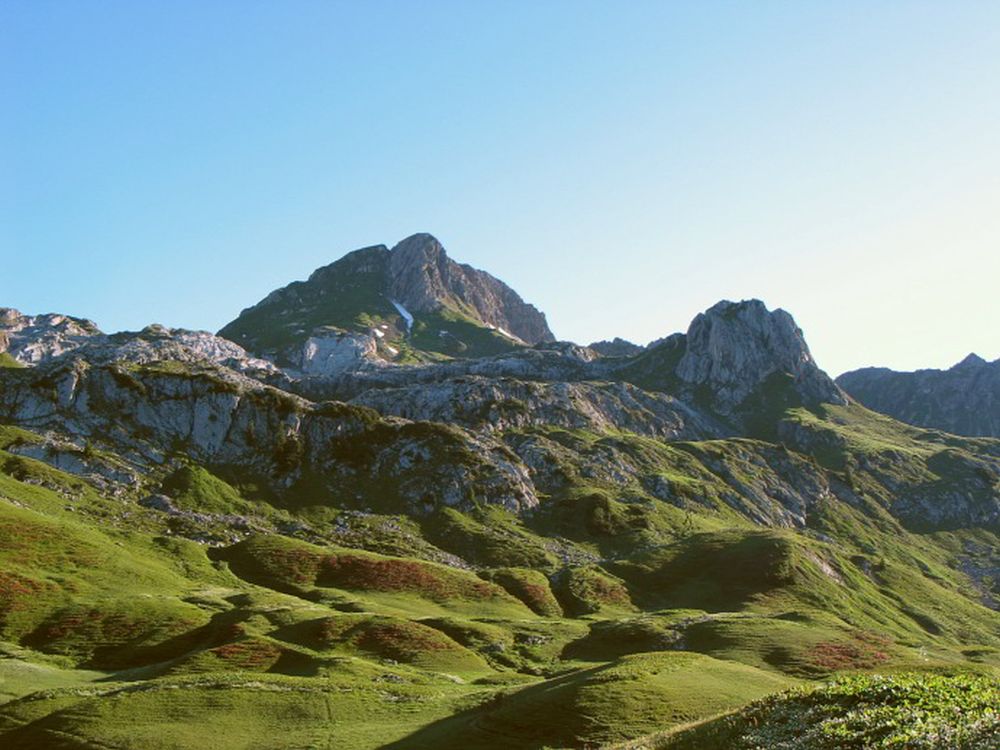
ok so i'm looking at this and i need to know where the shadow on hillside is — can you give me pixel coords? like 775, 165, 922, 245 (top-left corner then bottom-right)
381, 665, 605, 750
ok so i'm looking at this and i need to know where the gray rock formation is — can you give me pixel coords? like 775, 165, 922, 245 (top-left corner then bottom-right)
349, 376, 726, 440
387, 233, 554, 345
675, 300, 846, 414
837, 355, 1000, 437
290, 330, 383, 378
3, 291, 998, 537
0, 358, 538, 515
615, 301, 846, 425
0, 308, 102, 364
0, 309, 279, 378
588, 338, 643, 358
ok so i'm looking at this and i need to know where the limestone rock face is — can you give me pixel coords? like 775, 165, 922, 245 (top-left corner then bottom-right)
3, 289, 998, 537
837, 355, 1000, 437
0, 308, 102, 364
675, 300, 847, 414
348, 376, 726, 440
0, 358, 538, 515
291, 331, 381, 377
387, 233, 554, 345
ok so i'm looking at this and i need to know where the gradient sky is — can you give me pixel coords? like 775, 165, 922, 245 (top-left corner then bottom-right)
3, 2, 999, 376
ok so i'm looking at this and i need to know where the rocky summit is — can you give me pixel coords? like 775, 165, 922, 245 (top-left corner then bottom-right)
838, 354, 1000, 438
1, 237, 998, 750
217, 233, 554, 377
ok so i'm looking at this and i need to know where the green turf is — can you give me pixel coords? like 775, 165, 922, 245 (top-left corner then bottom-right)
643, 671, 1000, 750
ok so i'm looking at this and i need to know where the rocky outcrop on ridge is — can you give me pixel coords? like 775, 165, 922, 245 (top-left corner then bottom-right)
0, 308, 102, 364
1, 309, 280, 378
675, 300, 846, 414
588, 338, 643, 358
615, 301, 847, 426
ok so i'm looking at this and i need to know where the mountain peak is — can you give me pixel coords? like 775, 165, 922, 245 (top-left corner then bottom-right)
952, 353, 988, 370
385, 233, 553, 344
218, 234, 554, 372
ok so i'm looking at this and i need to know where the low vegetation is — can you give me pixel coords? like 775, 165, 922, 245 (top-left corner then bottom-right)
645, 672, 1000, 750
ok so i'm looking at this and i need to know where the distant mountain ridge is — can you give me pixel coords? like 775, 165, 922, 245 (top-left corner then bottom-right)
837, 354, 1000, 437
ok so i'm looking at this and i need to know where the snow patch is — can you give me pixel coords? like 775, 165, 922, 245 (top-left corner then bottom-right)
486, 324, 525, 344
390, 300, 414, 332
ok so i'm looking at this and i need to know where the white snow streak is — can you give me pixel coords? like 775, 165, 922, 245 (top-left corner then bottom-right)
390, 300, 414, 332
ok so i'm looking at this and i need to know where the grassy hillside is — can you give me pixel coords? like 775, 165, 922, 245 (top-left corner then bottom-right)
1, 395, 998, 748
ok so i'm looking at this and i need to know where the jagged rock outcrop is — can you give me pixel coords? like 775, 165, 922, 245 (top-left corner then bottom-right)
837, 355, 1000, 437
0, 309, 279, 378
676, 300, 846, 413
617, 301, 846, 424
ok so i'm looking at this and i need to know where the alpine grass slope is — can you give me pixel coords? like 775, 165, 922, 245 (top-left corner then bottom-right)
0, 234, 997, 749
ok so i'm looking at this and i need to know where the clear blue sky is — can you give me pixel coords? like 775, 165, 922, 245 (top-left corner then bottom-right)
3, 2, 999, 375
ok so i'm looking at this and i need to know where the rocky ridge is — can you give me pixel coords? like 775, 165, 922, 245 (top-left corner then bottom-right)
838, 354, 1000, 438
4, 283, 995, 538
0, 308, 279, 377
588, 337, 644, 358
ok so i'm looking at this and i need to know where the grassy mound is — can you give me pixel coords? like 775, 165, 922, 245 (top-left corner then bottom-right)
0, 668, 471, 750
652, 671, 1000, 750
159, 465, 253, 515
680, 614, 895, 678
215, 534, 532, 617
272, 613, 490, 674
480, 567, 563, 616
384, 652, 793, 749
423, 507, 557, 569
552, 565, 636, 616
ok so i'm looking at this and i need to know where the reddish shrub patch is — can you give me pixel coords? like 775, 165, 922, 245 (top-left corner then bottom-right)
257, 546, 323, 586
0, 571, 57, 631
808, 632, 891, 671
317, 554, 500, 602
355, 621, 458, 662
209, 638, 284, 670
